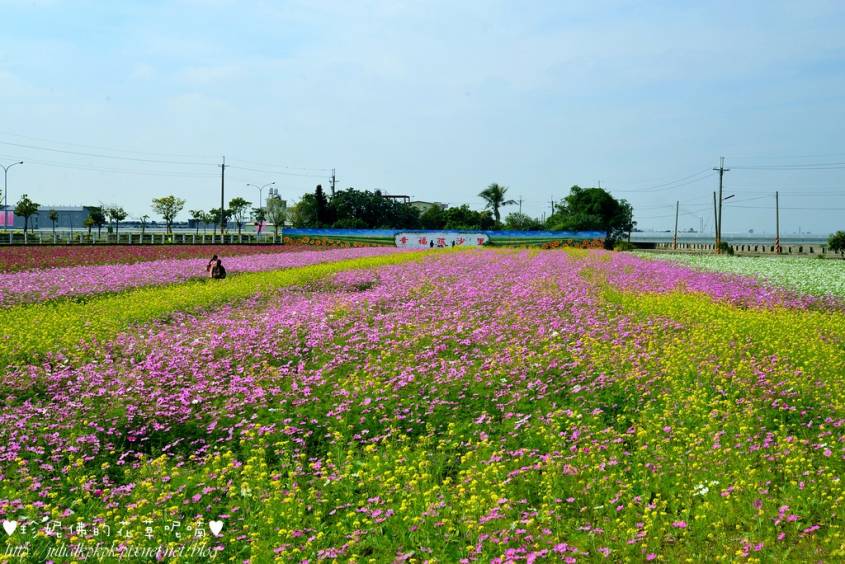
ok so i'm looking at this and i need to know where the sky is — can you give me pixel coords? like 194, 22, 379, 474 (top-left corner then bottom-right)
0, 0, 844, 235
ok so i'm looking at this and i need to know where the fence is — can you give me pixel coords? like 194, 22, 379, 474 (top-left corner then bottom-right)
654, 241, 833, 256
0, 230, 286, 245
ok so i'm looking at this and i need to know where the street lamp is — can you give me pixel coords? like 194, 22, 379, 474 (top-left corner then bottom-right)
2, 161, 23, 231
247, 182, 275, 211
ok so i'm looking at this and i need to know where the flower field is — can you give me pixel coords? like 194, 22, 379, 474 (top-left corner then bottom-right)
1, 248, 844, 562
0, 245, 315, 273
638, 253, 845, 298
0, 247, 400, 305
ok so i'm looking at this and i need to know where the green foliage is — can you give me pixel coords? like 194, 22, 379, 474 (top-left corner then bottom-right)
441, 204, 494, 230
291, 187, 421, 229
419, 205, 446, 229
314, 184, 329, 226
208, 207, 231, 234
504, 211, 544, 231
265, 195, 287, 236
151, 195, 186, 234
478, 183, 516, 225
83, 215, 95, 236
13, 193, 39, 234
106, 206, 127, 235
252, 206, 266, 224
189, 209, 205, 234
828, 230, 845, 255
289, 193, 317, 227
547, 185, 634, 246
228, 197, 252, 235
84, 206, 107, 237
718, 241, 735, 256
613, 240, 635, 251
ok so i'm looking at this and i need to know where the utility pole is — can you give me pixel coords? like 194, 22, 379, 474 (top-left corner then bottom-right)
550, 197, 556, 217
713, 157, 730, 253
518, 195, 523, 214
673, 200, 679, 250
775, 190, 781, 254
330, 168, 336, 197
219, 156, 227, 239
713, 192, 719, 251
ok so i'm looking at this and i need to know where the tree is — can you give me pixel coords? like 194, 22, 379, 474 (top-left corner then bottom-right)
189, 209, 205, 235
87, 206, 107, 237
314, 184, 329, 226
107, 206, 127, 238
289, 194, 316, 228
504, 211, 543, 231
547, 186, 635, 248
419, 205, 446, 230
200, 211, 213, 234
14, 194, 39, 235
140, 214, 149, 239
48, 209, 59, 238
330, 188, 420, 229
252, 206, 266, 227
228, 197, 252, 236
315, 184, 329, 224
151, 195, 186, 234
829, 230, 845, 257
83, 215, 95, 238
441, 205, 495, 230
209, 208, 231, 235
478, 183, 516, 226
266, 195, 287, 237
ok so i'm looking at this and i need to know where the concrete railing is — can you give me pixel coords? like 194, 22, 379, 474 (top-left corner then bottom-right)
654, 242, 833, 256
0, 231, 286, 245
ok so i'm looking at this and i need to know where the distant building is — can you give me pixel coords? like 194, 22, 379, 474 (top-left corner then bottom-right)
410, 201, 448, 214
0, 205, 99, 230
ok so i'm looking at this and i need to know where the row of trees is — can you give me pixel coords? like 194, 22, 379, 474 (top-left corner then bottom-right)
155, 195, 288, 237
8, 193, 287, 238
287, 183, 635, 246
9, 182, 635, 246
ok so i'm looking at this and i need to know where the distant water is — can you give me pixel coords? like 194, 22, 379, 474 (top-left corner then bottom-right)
630, 232, 829, 245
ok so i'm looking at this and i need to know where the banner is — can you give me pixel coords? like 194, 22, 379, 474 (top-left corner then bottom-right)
395, 232, 489, 249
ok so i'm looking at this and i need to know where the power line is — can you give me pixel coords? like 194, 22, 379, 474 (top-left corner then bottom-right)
728, 204, 845, 211
614, 170, 715, 194
0, 131, 218, 160
0, 139, 215, 166
0, 136, 333, 177
0, 156, 220, 179
732, 162, 845, 170
227, 164, 328, 178
226, 157, 331, 172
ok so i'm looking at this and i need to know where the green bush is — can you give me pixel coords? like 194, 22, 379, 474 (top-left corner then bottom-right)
828, 230, 845, 256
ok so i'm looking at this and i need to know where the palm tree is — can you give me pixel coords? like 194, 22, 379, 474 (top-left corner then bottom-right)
140, 214, 150, 239
48, 209, 59, 239
478, 183, 516, 226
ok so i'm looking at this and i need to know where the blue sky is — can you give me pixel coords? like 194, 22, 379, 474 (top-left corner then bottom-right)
1, 0, 844, 234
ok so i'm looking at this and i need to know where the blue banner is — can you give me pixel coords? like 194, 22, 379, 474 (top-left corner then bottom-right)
285, 228, 605, 240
